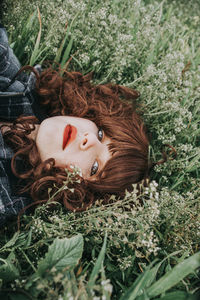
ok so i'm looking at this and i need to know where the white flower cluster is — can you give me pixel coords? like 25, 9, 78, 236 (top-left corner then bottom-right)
117, 255, 133, 271
140, 230, 160, 254
101, 279, 113, 294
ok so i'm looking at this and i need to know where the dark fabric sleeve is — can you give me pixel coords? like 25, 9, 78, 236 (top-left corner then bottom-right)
0, 25, 34, 120
0, 133, 32, 227
0, 26, 34, 226
0, 25, 22, 80
0, 26, 47, 121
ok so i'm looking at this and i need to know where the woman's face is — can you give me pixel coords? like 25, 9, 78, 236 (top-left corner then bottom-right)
33, 116, 112, 180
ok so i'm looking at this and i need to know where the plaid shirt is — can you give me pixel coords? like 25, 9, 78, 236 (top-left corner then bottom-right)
0, 25, 45, 226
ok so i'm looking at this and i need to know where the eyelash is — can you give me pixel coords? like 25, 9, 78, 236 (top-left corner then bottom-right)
98, 127, 103, 142
90, 128, 103, 176
90, 160, 98, 176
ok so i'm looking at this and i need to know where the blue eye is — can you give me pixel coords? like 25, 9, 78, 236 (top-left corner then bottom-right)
90, 128, 103, 176
90, 160, 99, 176
98, 128, 103, 141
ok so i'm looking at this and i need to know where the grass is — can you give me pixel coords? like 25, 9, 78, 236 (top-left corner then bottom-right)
0, 0, 200, 299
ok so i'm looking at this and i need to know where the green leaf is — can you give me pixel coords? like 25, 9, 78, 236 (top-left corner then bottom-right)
0, 252, 20, 282
37, 234, 83, 277
147, 251, 200, 297
119, 261, 157, 300
0, 232, 20, 251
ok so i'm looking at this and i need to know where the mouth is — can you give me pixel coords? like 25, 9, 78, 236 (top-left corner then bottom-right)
62, 124, 77, 150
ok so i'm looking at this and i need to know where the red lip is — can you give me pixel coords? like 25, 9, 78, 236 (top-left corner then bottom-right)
62, 124, 77, 150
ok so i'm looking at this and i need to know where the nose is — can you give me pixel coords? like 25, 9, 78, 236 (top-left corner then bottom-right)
80, 133, 99, 150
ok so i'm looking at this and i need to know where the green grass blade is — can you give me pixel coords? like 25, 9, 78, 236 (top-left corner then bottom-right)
119, 272, 150, 300
119, 261, 159, 300
54, 25, 70, 64
87, 232, 107, 289
120, 251, 186, 300
154, 291, 200, 300
29, 7, 42, 66
24, 10, 37, 33
13, 10, 37, 60
171, 175, 185, 190
147, 252, 200, 298
60, 36, 74, 68
185, 152, 200, 172
55, 10, 79, 66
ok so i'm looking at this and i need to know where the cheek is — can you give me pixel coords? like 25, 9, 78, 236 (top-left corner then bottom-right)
36, 125, 61, 159
68, 152, 92, 178
36, 135, 56, 162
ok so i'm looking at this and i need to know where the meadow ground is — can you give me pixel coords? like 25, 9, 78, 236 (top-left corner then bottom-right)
0, 0, 200, 299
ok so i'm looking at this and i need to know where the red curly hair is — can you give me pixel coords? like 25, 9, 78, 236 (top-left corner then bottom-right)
3, 67, 149, 211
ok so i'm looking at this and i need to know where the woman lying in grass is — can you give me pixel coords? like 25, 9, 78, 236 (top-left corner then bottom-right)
0, 24, 149, 226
